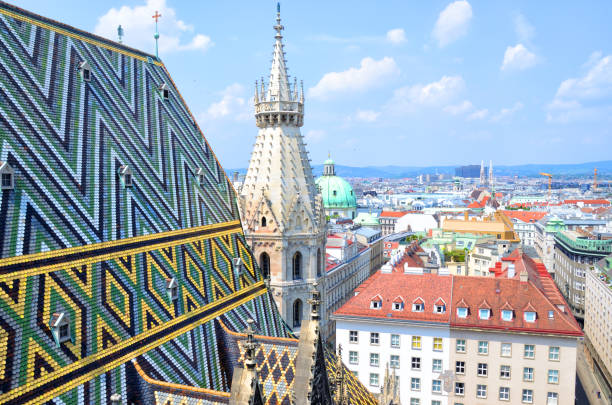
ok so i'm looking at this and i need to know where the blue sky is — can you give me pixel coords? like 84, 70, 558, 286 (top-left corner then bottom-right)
13, 0, 612, 169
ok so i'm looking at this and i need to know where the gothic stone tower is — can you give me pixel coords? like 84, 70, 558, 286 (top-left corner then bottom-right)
239, 4, 327, 333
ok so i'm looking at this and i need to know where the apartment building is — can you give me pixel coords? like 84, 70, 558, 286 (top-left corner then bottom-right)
333, 249, 582, 405
534, 217, 566, 278
503, 211, 547, 247
584, 255, 612, 396
553, 230, 612, 321
380, 211, 408, 236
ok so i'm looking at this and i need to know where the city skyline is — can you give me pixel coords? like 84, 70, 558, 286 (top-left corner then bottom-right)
13, 0, 612, 169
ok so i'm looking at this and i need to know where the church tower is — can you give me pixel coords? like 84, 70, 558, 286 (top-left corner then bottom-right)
239, 3, 327, 333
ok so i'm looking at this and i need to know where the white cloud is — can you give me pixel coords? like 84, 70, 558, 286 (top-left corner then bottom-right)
501, 44, 537, 71
386, 29, 407, 44
94, 0, 212, 55
443, 100, 473, 115
388, 75, 465, 112
490, 102, 523, 122
202, 83, 251, 121
309, 57, 399, 100
305, 130, 326, 143
432, 1, 473, 47
547, 53, 612, 122
467, 108, 488, 121
514, 13, 535, 43
354, 110, 380, 122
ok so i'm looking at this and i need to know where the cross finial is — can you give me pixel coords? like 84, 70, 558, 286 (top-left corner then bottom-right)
152, 11, 162, 23
152, 11, 162, 58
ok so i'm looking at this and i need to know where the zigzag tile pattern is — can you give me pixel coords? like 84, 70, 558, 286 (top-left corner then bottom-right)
0, 2, 291, 404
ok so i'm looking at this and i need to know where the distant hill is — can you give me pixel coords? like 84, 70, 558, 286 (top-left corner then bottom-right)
228, 160, 612, 179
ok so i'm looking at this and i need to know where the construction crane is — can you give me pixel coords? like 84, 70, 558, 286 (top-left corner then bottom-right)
593, 167, 598, 191
540, 172, 552, 198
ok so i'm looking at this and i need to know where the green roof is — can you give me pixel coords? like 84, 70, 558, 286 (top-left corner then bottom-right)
316, 174, 356, 209
353, 212, 380, 226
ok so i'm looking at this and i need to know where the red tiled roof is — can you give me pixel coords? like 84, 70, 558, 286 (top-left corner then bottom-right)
380, 211, 408, 218
334, 250, 582, 337
563, 199, 610, 205
467, 201, 483, 209
502, 211, 547, 223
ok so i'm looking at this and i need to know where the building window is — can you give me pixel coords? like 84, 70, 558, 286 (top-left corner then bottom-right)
412, 336, 422, 350
477, 363, 488, 376
478, 341, 489, 355
432, 380, 442, 394
499, 387, 510, 401
547, 369, 559, 384
434, 301, 446, 313
522, 389, 533, 403
369, 373, 379, 387
166, 278, 178, 301
523, 367, 534, 382
479, 308, 490, 320
196, 168, 205, 185
370, 298, 382, 309
78, 61, 91, 81
455, 361, 465, 374
548, 310, 554, 319
349, 351, 358, 364
392, 301, 403, 311
432, 401, 441, 405
292, 252, 302, 280
411, 357, 421, 370
316, 248, 322, 277
524, 345, 535, 359
118, 165, 133, 187
456, 339, 466, 353
524, 311, 536, 322
261, 216, 267, 227
370, 332, 379, 345
477, 384, 487, 398
501, 343, 512, 357
547, 392, 558, 405
501, 309, 513, 321
390, 355, 400, 369
549, 346, 560, 361
390, 334, 400, 348
0, 162, 14, 190
412, 301, 424, 312
259, 252, 270, 279
292, 299, 302, 328
349, 330, 358, 343
457, 307, 468, 318
50, 313, 71, 346
433, 337, 443, 351
370, 353, 379, 367
410, 399, 420, 405
410, 377, 421, 391
500, 365, 511, 379
432, 359, 442, 373
158, 83, 170, 100
454, 382, 464, 395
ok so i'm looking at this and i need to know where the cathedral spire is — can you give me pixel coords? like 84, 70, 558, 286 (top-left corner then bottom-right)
267, 2, 291, 102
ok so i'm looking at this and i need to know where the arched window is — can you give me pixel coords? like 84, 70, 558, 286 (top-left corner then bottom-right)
261, 216, 267, 227
317, 248, 322, 277
292, 252, 302, 280
293, 299, 302, 328
259, 252, 270, 279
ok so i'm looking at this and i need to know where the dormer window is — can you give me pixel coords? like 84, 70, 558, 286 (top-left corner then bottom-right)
79, 61, 91, 82
0, 162, 14, 190
196, 168, 205, 185
50, 312, 71, 346
457, 307, 468, 318
433, 298, 446, 313
548, 310, 554, 319
412, 298, 424, 312
233, 257, 244, 277
166, 278, 178, 301
158, 83, 170, 100
479, 308, 490, 320
370, 295, 382, 309
501, 310, 513, 321
118, 165, 132, 188
392, 297, 404, 311
524, 311, 537, 322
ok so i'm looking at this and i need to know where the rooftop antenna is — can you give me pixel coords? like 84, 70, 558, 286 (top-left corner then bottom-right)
152, 10, 162, 58
117, 25, 124, 44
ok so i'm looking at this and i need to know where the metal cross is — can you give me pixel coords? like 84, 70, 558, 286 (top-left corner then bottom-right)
152, 11, 162, 22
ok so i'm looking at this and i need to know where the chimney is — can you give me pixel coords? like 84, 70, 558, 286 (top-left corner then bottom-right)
507, 263, 515, 279
464, 211, 468, 221
519, 270, 528, 283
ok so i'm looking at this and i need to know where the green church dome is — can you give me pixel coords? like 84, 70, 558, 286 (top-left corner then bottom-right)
315, 156, 356, 209
316, 175, 357, 209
